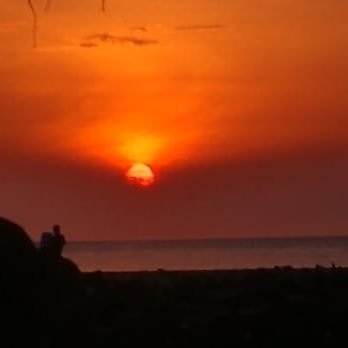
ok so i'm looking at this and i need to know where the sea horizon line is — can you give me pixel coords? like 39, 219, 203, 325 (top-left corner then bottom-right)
57, 234, 348, 244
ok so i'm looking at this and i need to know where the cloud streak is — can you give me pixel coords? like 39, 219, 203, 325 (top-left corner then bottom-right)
81, 33, 158, 47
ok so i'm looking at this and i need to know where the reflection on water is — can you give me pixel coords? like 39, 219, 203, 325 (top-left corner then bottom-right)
63, 237, 348, 272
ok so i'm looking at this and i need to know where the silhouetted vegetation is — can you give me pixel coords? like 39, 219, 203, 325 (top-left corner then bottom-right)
26, 0, 108, 47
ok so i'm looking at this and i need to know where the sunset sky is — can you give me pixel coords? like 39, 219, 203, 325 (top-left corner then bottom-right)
0, 0, 347, 241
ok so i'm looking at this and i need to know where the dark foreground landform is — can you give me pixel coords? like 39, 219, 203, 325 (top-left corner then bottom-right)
79, 267, 348, 347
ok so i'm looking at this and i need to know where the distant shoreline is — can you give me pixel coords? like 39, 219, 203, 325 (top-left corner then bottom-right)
61, 234, 348, 245
85, 265, 346, 276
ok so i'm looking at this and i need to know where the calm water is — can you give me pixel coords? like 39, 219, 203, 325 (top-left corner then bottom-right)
64, 237, 348, 272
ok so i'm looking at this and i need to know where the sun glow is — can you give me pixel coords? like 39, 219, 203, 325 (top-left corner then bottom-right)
126, 163, 155, 186
118, 134, 165, 165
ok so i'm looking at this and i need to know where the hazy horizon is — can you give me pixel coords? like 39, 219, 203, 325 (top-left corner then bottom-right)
39, 233, 348, 244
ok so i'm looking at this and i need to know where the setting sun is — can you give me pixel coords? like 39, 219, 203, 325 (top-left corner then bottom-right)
126, 163, 155, 187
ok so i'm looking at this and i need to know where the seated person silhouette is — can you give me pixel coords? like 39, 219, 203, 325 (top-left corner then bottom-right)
39, 224, 80, 289
39, 224, 84, 340
39, 231, 57, 257
39, 225, 66, 259
39, 224, 66, 259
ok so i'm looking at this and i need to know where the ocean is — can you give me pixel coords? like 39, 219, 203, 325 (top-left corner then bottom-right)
63, 236, 348, 272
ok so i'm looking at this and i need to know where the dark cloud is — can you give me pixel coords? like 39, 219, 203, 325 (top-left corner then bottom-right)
175, 24, 223, 31
81, 32, 158, 47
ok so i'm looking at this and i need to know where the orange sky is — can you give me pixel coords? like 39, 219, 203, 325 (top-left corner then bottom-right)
0, 0, 347, 240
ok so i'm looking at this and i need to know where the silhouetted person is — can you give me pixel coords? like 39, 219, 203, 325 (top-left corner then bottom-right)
39, 225, 66, 260
41, 225, 86, 346
53, 224, 66, 257
39, 225, 79, 281
39, 231, 58, 258
38, 224, 81, 305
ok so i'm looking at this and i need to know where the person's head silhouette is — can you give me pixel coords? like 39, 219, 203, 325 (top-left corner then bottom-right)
53, 224, 61, 235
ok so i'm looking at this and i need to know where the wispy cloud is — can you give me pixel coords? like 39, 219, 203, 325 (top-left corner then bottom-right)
175, 24, 223, 31
81, 32, 158, 48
